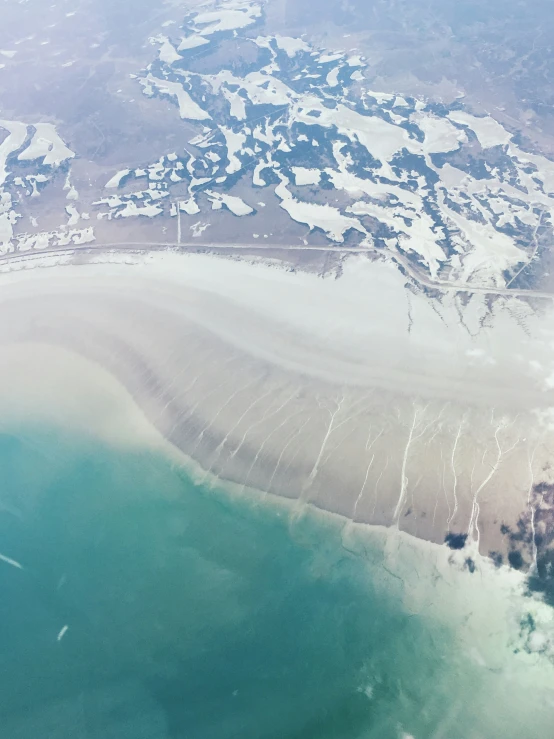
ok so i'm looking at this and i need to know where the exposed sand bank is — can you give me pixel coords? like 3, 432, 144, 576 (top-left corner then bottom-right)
0, 250, 553, 563
0, 342, 175, 454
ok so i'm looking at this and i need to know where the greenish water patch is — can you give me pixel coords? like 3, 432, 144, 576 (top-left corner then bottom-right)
0, 426, 521, 738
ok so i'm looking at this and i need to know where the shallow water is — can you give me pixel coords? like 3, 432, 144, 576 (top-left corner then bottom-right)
0, 426, 552, 738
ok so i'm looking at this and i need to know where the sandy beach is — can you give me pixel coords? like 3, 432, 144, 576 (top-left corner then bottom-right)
0, 250, 553, 561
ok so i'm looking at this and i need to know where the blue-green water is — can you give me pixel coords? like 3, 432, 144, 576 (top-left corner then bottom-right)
0, 426, 543, 738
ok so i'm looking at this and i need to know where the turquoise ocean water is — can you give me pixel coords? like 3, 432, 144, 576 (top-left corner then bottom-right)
0, 425, 550, 738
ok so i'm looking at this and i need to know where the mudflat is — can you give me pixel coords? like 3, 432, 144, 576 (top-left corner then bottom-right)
0, 250, 553, 561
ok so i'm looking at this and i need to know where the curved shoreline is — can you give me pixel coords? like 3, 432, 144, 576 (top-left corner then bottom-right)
1, 338, 554, 734
1, 251, 554, 714
0, 250, 553, 565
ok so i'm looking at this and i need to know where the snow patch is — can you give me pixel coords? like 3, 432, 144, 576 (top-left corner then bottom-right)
178, 35, 210, 51
292, 167, 321, 186
105, 169, 131, 188
448, 111, 512, 149
206, 190, 253, 215
18, 123, 75, 167
140, 75, 211, 120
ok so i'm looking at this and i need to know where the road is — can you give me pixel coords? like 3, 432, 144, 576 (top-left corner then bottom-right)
1, 238, 554, 302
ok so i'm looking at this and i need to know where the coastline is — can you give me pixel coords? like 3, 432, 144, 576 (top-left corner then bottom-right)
0, 263, 553, 730
0, 334, 553, 734
1, 413, 553, 738
0, 249, 553, 562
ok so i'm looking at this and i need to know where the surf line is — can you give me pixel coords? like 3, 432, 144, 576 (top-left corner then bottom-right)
0, 552, 23, 570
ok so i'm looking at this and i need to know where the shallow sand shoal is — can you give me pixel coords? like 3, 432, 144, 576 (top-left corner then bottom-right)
0, 331, 553, 735
0, 250, 553, 558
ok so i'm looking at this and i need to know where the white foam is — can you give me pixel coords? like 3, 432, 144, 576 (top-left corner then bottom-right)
0, 552, 23, 569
